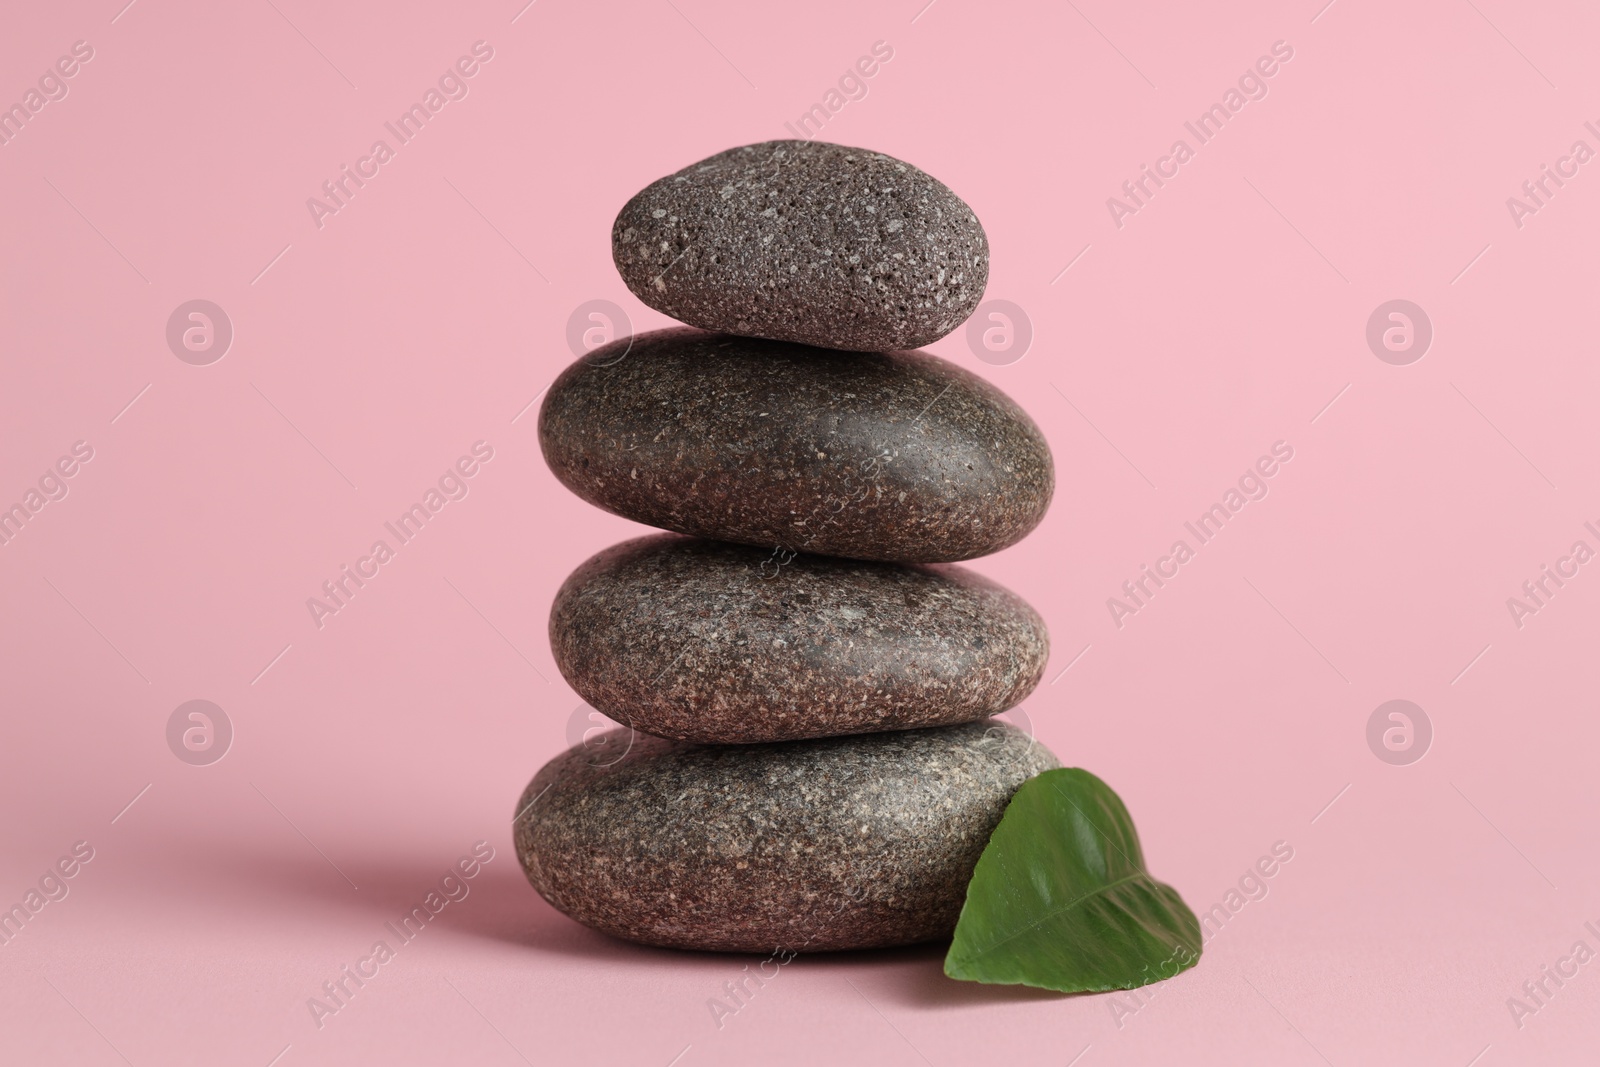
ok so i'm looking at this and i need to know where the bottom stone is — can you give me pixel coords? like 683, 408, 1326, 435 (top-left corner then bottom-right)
513, 721, 1058, 952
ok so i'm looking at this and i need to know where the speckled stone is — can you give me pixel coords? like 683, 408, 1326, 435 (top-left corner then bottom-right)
513, 721, 1057, 952
551, 534, 1049, 744
612, 140, 989, 352
538, 328, 1053, 564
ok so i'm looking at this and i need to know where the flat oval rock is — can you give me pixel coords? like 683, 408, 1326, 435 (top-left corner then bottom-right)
612, 140, 989, 352
538, 328, 1053, 563
514, 722, 1057, 952
552, 534, 1048, 744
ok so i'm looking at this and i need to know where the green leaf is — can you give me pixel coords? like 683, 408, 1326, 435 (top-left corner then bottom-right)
944, 768, 1202, 993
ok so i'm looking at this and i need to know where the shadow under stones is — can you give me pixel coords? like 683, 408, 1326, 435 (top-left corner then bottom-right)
800, 941, 1078, 1008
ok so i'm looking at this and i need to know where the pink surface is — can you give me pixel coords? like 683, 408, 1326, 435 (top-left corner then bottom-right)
2, 1, 1597, 1064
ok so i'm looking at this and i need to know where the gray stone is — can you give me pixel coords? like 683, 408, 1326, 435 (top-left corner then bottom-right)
551, 534, 1049, 744
513, 722, 1057, 952
612, 140, 988, 352
538, 328, 1053, 563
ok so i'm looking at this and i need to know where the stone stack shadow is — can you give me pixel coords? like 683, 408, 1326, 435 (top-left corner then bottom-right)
515, 140, 1059, 953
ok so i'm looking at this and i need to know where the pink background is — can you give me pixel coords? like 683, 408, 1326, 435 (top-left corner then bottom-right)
3, 0, 1597, 1063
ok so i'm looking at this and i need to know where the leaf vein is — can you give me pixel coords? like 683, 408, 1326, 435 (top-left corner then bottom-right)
956, 871, 1155, 963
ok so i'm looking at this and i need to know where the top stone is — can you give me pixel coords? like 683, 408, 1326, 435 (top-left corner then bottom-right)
612, 140, 989, 352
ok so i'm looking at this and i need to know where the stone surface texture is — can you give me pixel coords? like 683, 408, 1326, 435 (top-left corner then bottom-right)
513, 721, 1058, 952
551, 534, 1049, 743
612, 140, 989, 352
537, 328, 1054, 563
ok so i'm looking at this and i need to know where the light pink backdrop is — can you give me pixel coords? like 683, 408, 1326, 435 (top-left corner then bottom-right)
3, 1, 1597, 1064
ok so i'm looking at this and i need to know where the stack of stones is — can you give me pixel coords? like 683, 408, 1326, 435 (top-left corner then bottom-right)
515, 141, 1059, 953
